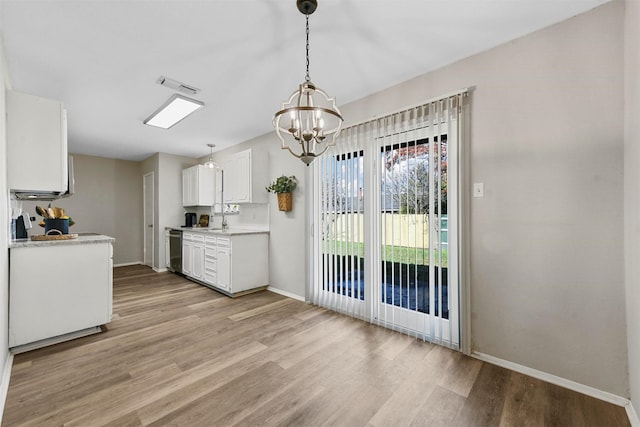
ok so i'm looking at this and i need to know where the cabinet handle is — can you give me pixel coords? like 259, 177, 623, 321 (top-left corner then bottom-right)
148, 224, 153, 228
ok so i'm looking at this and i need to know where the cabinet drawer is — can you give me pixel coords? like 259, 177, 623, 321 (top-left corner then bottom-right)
216, 237, 230, 247
192, 234, 205, 243
205, 236, 216, 245
183, 232, 194, 241
205, 249, 216, 259
204, 269, 216, 285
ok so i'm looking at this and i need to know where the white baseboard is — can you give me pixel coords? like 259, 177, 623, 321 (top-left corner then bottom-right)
627, 401, 640, 427
472, 351, 629, 408
113, 261, 142, 268
0, 352, 14, 426
267, 286, 305, 302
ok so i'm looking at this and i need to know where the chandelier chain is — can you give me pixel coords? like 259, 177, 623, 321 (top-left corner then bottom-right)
305, 14, 310, 82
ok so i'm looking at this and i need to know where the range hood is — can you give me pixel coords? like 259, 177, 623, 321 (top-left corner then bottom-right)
12, 155, 75, 201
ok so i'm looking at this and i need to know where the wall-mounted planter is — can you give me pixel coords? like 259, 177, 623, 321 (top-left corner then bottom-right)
277, 192, 292, 211
266, 175, 297, 212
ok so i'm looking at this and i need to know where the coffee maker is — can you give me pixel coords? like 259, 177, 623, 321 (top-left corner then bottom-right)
184, 212, 197, 228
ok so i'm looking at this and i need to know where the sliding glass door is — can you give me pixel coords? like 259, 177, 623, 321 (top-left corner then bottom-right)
375, 132, 457, 345
311, 92, 466, 348
312, 126, 367, 319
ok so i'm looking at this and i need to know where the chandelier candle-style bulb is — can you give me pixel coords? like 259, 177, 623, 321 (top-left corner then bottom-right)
273, 0, 343, 165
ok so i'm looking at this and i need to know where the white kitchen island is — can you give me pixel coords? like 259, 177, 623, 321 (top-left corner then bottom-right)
9, 235, 114, 352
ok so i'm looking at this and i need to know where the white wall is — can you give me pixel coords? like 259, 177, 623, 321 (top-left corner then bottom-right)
207, 136, 307, 298
141, 152, 197, 270
338, 1, 627, 396
21, 154, 143, 265
157, 153, 197, 268
624, 0, 640, 412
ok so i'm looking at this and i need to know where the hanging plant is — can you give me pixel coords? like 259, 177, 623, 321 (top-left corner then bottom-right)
266, 175, 297, 211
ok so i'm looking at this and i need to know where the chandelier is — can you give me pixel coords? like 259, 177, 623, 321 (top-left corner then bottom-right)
273, 0, 343, 165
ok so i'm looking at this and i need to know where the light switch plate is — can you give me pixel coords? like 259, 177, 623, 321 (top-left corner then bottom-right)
473, 183, 484, 198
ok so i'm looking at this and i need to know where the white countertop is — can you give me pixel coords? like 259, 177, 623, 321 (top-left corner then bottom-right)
10, 234, 115, 249
166, 227, 269, 236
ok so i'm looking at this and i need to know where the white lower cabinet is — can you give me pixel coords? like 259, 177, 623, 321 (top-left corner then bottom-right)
181, 230, 268, 296
183, 232, 204, 280
9, 239, 113, 349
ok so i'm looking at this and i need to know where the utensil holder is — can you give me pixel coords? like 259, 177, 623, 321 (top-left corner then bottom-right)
44, 219, 70, 235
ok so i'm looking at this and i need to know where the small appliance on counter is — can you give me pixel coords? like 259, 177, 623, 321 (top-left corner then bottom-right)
11, 209, 32, 240
184, 212, 197, 228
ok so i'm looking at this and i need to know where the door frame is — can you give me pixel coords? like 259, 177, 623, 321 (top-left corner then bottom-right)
143, 172, 154, 268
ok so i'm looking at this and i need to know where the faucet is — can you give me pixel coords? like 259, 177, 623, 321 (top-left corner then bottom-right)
205, 159, 228, 231
220, 169, 228, 230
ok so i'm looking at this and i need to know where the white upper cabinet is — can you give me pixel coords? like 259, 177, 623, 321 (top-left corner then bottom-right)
182, 165, 215, 207
221, 148, 267, 204
7, 90, 68, 192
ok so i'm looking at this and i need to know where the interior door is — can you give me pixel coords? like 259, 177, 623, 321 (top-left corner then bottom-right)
143, 172, 154, 267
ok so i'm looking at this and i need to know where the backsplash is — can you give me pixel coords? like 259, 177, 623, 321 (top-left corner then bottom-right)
190, 203, 270, 231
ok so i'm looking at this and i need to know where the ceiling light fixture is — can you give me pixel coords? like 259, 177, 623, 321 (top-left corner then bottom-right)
273, 0, 343, 165
143, 94, 204, 129
203, 143, 217, 169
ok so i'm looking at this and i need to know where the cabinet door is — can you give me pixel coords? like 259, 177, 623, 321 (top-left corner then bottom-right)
214, 169, 223, 213
184, 165, 215, 206
182, 241, 192, 276
7, 90, 67, 192
217, 246, 231, 290
234, 150, 251, 203
182, 168, 193, 206
221, 157, 235, 204
220, 150, 252, 204
192, 244, 204, 280
197, 166, 215, 206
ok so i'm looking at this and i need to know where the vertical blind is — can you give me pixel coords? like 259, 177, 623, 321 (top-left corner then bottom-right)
310, 90, 468, 347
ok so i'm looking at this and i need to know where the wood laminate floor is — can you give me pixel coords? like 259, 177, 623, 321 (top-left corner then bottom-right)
2, 265, 631, 426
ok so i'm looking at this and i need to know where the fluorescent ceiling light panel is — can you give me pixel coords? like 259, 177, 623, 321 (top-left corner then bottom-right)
144, 94, 204, 129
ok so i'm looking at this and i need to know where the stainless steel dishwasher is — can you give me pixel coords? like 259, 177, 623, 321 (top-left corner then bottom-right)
168, 229, 182, 273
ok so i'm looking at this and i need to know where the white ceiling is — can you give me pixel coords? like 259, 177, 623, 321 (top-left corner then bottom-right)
0, 0, 610, 161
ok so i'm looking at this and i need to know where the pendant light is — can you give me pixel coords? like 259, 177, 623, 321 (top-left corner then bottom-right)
203, 143, 217, 169
273, 0, 343, 165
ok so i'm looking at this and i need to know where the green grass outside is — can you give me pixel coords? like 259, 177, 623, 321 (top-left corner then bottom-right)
322, 241, 448, 267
